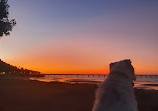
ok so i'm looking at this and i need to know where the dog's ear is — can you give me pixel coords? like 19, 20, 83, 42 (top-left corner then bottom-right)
110, 63, 115, 69
124, 59, 131, 64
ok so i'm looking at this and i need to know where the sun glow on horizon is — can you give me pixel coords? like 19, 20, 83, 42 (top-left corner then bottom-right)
3, 57, 158, 75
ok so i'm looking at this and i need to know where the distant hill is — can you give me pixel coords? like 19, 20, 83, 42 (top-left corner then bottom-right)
0, 59, 43, 77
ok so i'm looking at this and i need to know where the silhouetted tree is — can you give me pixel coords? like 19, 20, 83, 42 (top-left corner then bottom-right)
0, 0, 16, 37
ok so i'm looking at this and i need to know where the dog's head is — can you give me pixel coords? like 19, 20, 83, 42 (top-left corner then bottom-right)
109, 59, 136, 82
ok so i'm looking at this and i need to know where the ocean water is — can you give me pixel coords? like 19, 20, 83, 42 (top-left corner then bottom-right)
30, 74, 158, 90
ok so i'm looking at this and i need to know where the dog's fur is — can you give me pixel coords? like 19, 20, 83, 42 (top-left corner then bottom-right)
92, 59, 138, 111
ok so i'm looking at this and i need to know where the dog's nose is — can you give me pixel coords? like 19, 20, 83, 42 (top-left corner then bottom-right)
132, 82, 134, 86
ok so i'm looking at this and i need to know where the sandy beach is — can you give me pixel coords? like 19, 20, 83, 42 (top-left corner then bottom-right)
0, 77, 158, 111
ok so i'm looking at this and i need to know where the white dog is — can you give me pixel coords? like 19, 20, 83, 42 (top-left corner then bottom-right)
92, 59, 138, 111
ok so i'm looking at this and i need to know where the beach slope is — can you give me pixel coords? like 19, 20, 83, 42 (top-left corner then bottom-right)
0, 78, 158, 111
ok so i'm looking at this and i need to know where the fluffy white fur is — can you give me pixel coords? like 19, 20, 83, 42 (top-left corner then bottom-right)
92, 59, 138, 111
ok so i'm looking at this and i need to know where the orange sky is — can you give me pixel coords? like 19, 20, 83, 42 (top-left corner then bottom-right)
3, 38, 158, 75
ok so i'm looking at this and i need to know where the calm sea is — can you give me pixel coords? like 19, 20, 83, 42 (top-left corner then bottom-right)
30, 74, 158, 90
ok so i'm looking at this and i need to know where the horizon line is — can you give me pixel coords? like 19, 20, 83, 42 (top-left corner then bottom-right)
42, 73, 158, 75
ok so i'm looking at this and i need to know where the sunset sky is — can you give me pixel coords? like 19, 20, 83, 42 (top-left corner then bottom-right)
0, 0, 158, 74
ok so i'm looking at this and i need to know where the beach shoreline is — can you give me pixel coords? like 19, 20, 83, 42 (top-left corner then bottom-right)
0, 77, 158, 111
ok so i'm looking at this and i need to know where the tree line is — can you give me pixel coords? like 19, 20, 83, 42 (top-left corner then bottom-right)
0, 59, 41, 76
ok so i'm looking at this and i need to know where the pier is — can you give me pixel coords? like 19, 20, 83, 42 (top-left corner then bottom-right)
43, 74, 158, 79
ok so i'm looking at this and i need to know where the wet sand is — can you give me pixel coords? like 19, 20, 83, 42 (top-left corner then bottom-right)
0, 77, 158, 111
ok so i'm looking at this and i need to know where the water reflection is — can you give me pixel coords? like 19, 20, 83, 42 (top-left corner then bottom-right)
30, 75, 158, 90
